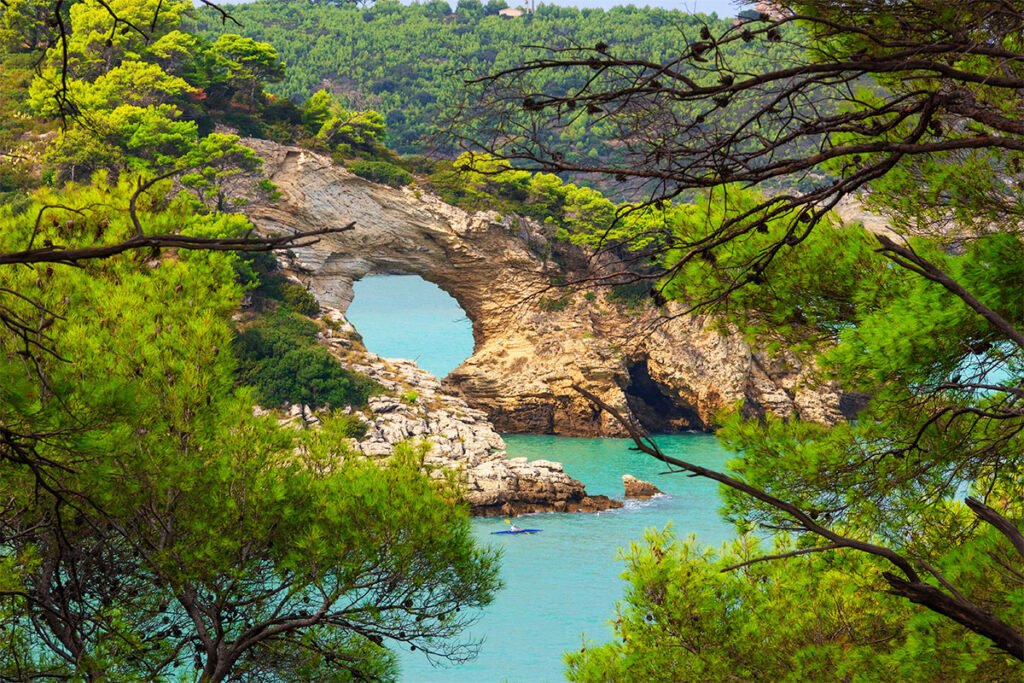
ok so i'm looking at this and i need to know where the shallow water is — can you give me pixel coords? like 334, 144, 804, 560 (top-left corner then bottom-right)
347, 275, 736, 681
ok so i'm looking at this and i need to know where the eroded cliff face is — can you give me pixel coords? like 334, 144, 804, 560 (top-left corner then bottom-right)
243, 140, 845, 437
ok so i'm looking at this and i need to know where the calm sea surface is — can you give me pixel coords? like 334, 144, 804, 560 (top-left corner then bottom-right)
347, 275, 474, 379
348, 276, 735, 682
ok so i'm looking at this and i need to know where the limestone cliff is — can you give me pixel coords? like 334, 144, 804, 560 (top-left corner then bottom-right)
243, 140, 846, 437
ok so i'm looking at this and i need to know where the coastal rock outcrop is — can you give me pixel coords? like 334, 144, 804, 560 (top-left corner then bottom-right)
316, 309, 620, 516
622, 475, 663, 499
244, 140, 846, 436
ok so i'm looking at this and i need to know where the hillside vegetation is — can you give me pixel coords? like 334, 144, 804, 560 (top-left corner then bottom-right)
194, 1, 800, 160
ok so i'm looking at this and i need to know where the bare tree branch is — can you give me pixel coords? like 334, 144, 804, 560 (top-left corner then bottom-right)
966, 496, 1024, 561
0, 224, 356, 268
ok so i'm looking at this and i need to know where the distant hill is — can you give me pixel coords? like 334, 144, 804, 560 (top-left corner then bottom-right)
193, 0, 795, 160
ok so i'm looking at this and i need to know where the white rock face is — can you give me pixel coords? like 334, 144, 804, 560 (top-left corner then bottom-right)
243, 139, 848, 437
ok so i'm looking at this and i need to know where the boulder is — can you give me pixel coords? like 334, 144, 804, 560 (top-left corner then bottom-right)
622, 474, 663, 499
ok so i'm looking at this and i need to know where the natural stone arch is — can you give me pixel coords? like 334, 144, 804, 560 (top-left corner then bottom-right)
244, 140, 848, 436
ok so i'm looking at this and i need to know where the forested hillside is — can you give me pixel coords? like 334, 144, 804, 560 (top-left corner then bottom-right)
193, 1, 799, 159
2, 0, 1021, 679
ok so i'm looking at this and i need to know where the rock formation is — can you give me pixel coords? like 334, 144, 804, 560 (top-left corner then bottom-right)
622, 475, 663, 499
315, 308, 620, 516
243, 140, 847, 437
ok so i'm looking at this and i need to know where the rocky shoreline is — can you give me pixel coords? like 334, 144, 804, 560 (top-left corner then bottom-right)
244, 139, 851, 439
237, 139, 854, 516
308, 308, 622, 516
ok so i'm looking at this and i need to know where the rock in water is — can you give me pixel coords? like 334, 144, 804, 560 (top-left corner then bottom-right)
622, 474, 663, 499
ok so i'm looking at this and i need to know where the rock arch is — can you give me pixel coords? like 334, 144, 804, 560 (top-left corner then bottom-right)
244, 141, 846, 436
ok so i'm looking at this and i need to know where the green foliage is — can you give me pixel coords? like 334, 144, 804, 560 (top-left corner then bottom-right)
349, 159, 413, 187
21, 0, 282, 184
210, 33, 286, 108
537, 295, 570, 313
192, 0, 797, 177
330, 411, 370, 439
428, 153, 614, 228
0, 179, 499, 678
258, 177, 283, 200
400, 390, 419, 404
523, 1, 1024, 672
280, 281, 321, 315
235, 310, 380, 409
606, 281, 650, 310
0, 0, 50, 52
561, 177, 1024, 677
300, 89, 387, 158
0, 54, 35, 194
566, 527, 1019, 682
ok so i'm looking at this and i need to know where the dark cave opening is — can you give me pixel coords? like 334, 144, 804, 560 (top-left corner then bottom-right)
622, 358, 705, 433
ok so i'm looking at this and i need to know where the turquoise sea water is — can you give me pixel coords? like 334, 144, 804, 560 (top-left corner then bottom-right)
348, 275, 474, 379
348, 275, 735, 681
398, 434, 734, 682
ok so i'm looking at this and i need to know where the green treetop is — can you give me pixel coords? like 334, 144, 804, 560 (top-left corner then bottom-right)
0, 178, 501, 680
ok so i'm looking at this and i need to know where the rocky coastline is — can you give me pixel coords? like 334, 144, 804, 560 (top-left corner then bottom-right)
292, 307, 622, 516
238, 139, 853, 516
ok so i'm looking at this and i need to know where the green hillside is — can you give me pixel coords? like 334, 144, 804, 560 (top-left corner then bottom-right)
193, 1, 795, 157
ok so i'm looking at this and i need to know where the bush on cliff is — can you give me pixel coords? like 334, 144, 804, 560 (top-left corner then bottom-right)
235, 310, 380, 410
349, 159, 413, 188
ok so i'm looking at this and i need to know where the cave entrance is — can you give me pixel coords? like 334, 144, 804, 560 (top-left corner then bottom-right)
346, 274, 474, 379
623, 358, 705, 433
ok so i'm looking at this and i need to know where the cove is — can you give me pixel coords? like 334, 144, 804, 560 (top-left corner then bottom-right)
397, 434, 734, 682
347, 275, 735, 680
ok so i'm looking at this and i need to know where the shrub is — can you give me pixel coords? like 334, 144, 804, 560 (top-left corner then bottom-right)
537, 295, 570, 312
281, 282, 320, 316
257, 178, 283, 201
331, 412, 369, 439
235, 311, 380, 409
608, 281, 650, 310
349, 160, 413, 188
248, 346, 378, 408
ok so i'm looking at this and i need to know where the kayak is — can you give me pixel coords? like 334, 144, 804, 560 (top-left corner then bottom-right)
491, 529, 542, 535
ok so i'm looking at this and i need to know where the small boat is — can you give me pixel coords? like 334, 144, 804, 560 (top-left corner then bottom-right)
492, 518, 541, 535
